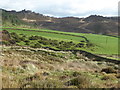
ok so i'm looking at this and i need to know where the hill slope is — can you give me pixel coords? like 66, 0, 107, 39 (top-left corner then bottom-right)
2, 9, 118, 36
3, 27, 118, 58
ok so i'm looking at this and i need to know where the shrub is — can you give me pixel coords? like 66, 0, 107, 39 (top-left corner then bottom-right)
101, 74, 117, 80
25, 42, 29, 45
19, 37, 25, 41
76, 43, 84, 48
86, 43, 94, 47
21, 78, 64, 88
29, 36, 39, 40
65, 75, 91, 88
115, 74, 120, 78
24, 40, 29, 42
24, 40, 30, 45
80, 40, 85, 42
59, 41, 64, 44
101, 67, 117, 74
72, 71, 81, 77
2, 41, 10, 45
10, 32, 21, 42
31, 43, 41, 48
9, 39, 16, 44
29, 36, 47, 40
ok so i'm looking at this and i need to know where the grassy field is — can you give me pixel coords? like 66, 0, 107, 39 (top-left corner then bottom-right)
3, 27, 119, 55
1, 27, 120, 88
40, 29, 118, 55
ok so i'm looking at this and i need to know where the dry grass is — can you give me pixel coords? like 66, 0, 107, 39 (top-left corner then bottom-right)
1, 46, 119, 88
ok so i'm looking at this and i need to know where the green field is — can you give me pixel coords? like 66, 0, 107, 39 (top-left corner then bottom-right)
40, 29, 119, 55
3, 27, 119, 55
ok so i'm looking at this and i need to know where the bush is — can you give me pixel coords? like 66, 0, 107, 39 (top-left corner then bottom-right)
25, 42, 29, 45
20, 37, 25, 41
21, 77, 64, 88
29, 36, 47, 40
76, 43, 84, 48
31, 43, 41, 48
29, 36, 39, 40
9, 39, 16, 44
86, 43, 94, 47
101, 67, 117, 74
72, 71, 81, 77
80, 40, 85, 42
24, 40, 30, 45
65, 75, 91, 88
101, 74, 117, 80
24, 40, 30, 43
115, 74, 120, 78
10, 32, 21, 42
2, 41, 10, 45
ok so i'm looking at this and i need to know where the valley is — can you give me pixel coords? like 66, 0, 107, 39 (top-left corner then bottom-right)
0, 9, 120, 88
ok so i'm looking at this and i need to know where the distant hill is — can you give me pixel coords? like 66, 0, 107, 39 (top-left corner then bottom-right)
1, 9, 118, 36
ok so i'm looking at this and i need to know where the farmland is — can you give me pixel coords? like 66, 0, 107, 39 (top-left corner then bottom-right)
3, 27, 119, 56
1, 8, 120, 89
1, 24, 119, 89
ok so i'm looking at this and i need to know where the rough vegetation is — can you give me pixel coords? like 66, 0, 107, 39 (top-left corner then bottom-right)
1, 9, 119, 88
3, 28, 119, 56
1, 46, 120, 88
1, 31, 120, 88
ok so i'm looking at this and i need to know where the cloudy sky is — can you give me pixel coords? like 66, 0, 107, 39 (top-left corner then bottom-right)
0, 0, 119, 17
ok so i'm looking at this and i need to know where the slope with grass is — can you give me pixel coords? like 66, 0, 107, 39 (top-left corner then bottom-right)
3, 27, 119, 58
2, 46, 120, 88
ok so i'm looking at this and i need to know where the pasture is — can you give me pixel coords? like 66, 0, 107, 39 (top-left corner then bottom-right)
3, 27, 119, 55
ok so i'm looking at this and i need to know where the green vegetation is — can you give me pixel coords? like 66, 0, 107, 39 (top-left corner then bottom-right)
2, 10, 119, 89
4, 32, 88, 51
2, 11, 36, 28
3, 27, 118, 55
2, 47, 119, 88
40, 29, 119, 55
2, 11, 24, 26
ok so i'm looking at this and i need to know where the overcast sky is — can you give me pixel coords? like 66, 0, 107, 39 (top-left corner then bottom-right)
0, 0, 119, 17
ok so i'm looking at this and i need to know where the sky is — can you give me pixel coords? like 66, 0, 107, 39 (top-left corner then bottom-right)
0, 0, 119, 17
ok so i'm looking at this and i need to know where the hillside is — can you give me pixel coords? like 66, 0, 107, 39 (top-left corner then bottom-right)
2, 27, 119, 59
2, 9, 118, 36
1, 9, 120, 88
1, 44, 120, 88
1, 29, 119, 88
1, 29, 120, 88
